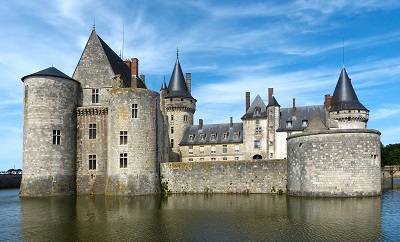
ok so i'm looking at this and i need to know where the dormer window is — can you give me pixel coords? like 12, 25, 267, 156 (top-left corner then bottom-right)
234, 132, 240, 139
286, 121, 292, 128
211, 133, 217, 141
302, 120, 308, 127
223, 133, 228, 139
254, 107, 261, 116
189, 134, 195, 141
200, 134, 206, 141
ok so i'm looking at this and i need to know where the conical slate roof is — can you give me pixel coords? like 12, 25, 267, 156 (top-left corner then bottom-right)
164, 58, 194, 99
267, 96, 280, 107
21, 67, 76, 82
160, 79, 167, 91
330, 67, 368, 111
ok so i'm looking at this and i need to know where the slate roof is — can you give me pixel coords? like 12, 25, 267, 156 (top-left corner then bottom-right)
277, 105, 327, 132
180, 123, 243, 145
165, 58, 194, 99
241, 94, 268, 119
267, 96, 280, 107
330, 67, 367, 111
21, 67, 77, 82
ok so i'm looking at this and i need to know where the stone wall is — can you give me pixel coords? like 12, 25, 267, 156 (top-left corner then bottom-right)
161, 160, 287, 194
287, 129, 381, 197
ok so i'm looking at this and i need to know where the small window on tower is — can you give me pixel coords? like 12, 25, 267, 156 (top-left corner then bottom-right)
120, 153, 127, 168
171, 139, 174, 148
171, 126, 174, 134
52, 130, 61, 145
92, 89, 99, 103
89, 124, 96, 139
184, 115, 188, 122
89, 154, 96, 170
120, 131, 128, 145
132, 104, 138, 118
171, 115, 174, 120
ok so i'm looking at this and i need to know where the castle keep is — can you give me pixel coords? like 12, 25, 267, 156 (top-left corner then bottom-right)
20, 28, 381, 197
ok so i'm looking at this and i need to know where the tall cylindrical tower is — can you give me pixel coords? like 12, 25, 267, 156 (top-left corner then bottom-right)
20, 67, 79, 196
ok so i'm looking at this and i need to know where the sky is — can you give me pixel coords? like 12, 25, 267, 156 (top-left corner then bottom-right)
0, 0, 399, 170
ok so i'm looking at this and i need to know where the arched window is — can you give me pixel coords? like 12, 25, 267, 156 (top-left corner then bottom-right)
254, 107, 261, 116
253, 154, 262, 160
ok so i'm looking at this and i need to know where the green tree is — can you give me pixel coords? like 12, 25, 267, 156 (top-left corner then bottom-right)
381, 143, 400, 166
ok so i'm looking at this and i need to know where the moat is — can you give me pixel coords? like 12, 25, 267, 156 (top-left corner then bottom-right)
1, 186, 400, 241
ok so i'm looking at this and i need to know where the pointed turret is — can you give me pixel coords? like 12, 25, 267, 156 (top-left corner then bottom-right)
329, 67, 369, 129
164, 58, 194, 99
330, 67, 368, 111
160, 79, 167, 91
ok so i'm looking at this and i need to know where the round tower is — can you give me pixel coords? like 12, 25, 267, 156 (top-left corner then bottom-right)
329, 67, 369, 129
20, 67, 79, 196
163, 57, 196, 162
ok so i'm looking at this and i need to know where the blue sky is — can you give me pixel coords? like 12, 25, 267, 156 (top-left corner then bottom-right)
0, 0, 399, 170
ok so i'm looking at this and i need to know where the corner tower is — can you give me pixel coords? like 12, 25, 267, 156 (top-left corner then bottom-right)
163, 55, 196, 162
329, 67, 369, 129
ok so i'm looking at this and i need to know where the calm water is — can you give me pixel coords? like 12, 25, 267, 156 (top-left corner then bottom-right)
1, 188, 399, 241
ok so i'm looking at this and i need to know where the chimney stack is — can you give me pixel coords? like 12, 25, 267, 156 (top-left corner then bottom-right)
246, 92, 250, 112
268, 88, 273, 105
230, 117, 233, 128
131, 58, 139, 76
324, 94, 331, 111
186, 73, 191, 94
199, 119, 203, 130
292, 98, 296, 116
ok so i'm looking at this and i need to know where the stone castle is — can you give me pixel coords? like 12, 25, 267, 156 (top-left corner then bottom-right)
20, 28, 381, 197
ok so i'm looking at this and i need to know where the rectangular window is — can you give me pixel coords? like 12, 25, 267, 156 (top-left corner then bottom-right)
120, 131, 128, 145
255, 127, 262, 135
256, 119, 260, 125
188, 146, 193, 155
200, 158, 204, 161
120, 153, 127, 168
254, 140, 261, 148
89, 124, 96, 139
234, 145, 239, 153
234, 132, 240, 139
89, 154, 96, 170
211, 157, 216, 161
211, 146, 216, 154
171, 115, 174, 120
270, 153, 273, 158
52, 130, 61, 145
92, 89, 99, 103
171, 126, 174, 134
171, 139, 174, 148
200, 146, 204, 154
223, 133, 228, 139
223, 145, 228, 153
184, 115, 188, 122
188, 158, 193, 162
234, 157, 239, 161
211, 133, 217, 140
223, 157, 227, 161
132, 104, 138, 118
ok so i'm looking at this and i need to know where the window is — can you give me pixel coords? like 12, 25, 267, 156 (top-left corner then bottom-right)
132, 104, 138, 118
234, 132, 240, 139
200, 134, 206, 141
120, 131, 127, 145
171, 139, 174, 148
171, 115, 174, 120
223, 133, 228, 139
256, 119, 260, 125
254, 107, 261, 115
269, 141, 273, 146
171, 126, 174, 134
234, 145, 239, 153
200, 158, 204, 161
211, 157, 216, 161
211, 146, 216, 154
188, 158, 193, 162
255, 127, 262, 135
92, 89, 99, 103
211, 133, 217, 140
89, 124, 96, 139
120, 153, 127, 168
223, 145, 228, 153
254, 140, 261, 148
184, 115, 188, 122
200, 146, 204, 154
223, 157, 227, 161
286, 121, 292, 128
270, 153, 273, 158
52, 130, 61, 145
89, 154, 96, 170
189, 146, 193, 155
302, 120, 308, 127
189, 134, 195, 141
234, 157, 239, 161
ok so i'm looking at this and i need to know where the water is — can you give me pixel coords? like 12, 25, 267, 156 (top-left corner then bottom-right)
1, 188, 400, 241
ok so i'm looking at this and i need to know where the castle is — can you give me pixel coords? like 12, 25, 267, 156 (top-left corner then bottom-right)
20, 28, 381, 197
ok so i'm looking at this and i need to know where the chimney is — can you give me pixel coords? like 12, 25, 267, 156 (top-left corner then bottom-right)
292, 98, 296, 116
186, 73, 192, 94
246, 92, 250, 112
140, 74, 145, 84
324, 94, 331, 111
268, 88, 273, 105
124, 59, 131, 69
199, 119, 203, 130
230, 117, 233, 128
131, 58, 139, 76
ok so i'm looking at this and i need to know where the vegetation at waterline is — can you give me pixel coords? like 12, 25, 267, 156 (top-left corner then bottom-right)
381, 143, 400, 166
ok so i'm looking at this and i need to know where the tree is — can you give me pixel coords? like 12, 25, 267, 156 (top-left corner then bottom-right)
381, 143, 400, 166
